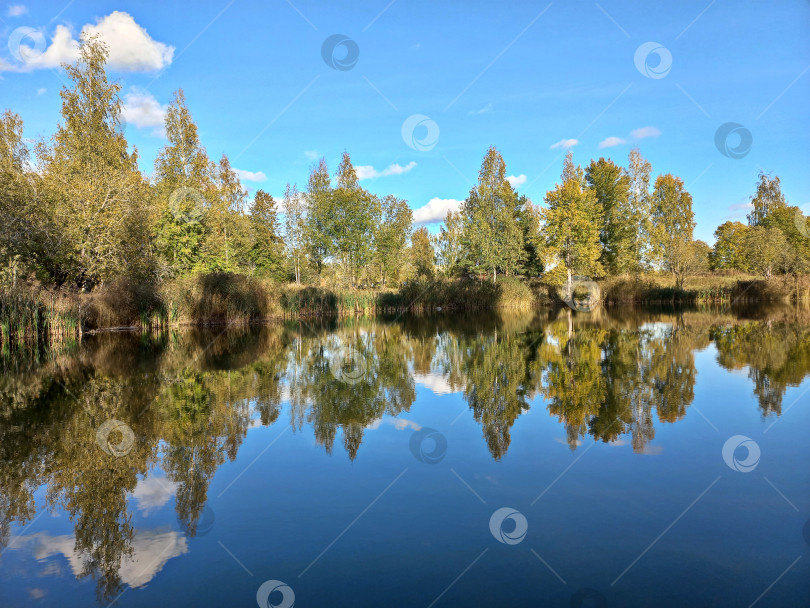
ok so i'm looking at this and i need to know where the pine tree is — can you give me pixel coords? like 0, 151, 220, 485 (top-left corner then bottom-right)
153, 89, 213, 277
304, 158, 333, 276
249, 190, 285, 280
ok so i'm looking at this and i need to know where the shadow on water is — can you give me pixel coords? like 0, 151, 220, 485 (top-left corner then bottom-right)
2, 304, 810, 601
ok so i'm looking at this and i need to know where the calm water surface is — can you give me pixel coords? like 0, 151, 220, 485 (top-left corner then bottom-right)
0, 307, 808, 607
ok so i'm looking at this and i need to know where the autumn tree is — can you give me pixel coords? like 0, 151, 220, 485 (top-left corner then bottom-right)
38, 36, 150, 286
710, 221, 749, 270
0, 110, 43, 285
626, 148, 653, 272
411, 226, 435, 279
541, 151, 603, 288
744, 226, 791, 278
747, 172, 786, 227
650, 174, 695, 289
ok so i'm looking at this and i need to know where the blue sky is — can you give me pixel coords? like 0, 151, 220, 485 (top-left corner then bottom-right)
1, 0, 808, 242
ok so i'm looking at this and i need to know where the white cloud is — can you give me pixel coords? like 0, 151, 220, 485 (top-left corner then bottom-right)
413, 197, 462, 225
8, 4, 27, 16
84, 12, 174, 71
121, 88, 167, 135
468, 102, 493, 116
234, 169, 267, 182
507, 174, 527, 188
550, 138, 578, 150
630, 126, 661, 139
413, 372, 462, 395
4, 12, 173, 73
365, 416, 422, 430
131, 475, 176, 515
304, 150, 319, 161
36, 87, 46, 95
598, 136, 627, 149
356, 161, 417, 180
17, 25, 78, 70
11, 529, 188, 588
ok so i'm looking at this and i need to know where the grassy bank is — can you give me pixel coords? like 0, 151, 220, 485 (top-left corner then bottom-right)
0, 273, 538, 341
2, 271, 807, 342
600, 273, 810, 304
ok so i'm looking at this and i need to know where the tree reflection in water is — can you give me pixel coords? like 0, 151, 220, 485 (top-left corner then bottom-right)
1, 304, 809, 600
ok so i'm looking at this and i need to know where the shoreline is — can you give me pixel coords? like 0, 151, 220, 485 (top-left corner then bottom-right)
2, 272, 807, 341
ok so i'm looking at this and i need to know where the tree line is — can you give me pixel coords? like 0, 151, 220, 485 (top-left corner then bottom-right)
1, 37, 806, 294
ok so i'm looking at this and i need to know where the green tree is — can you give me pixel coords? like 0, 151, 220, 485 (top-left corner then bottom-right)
153, 89, 213, 277
437, 209, 464, 276
585, 157, 633, 275
282, 183, 306, 284
201, 154, 250, 272
304, 158, 333, 276
249, 190, 285, 280
541, 151, 603, 288
650, 174, 695, 289
374, 195, 413, 287
330, 152, 380, 286
517, 198, 544, 276
411, 226, 435, 279
459, 146, 524, 282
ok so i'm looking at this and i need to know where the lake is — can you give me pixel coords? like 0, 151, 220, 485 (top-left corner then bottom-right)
0, 306, 808, 607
